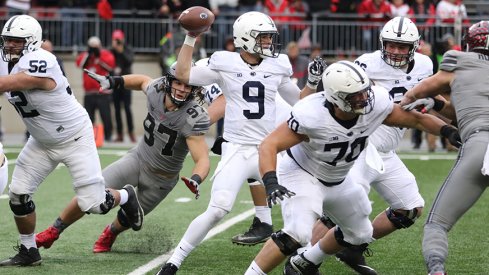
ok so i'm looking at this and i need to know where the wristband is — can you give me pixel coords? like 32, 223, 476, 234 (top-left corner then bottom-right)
112, 76, 124, 90
431, 97, 445, 112
262, 171, 278, 186
190, 174, 202, 185
440, 125, 456, 138
184, 35, 196, 47
306, 81, 318, 90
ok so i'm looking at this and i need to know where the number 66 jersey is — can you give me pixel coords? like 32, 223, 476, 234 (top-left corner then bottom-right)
2, 49, 90, 145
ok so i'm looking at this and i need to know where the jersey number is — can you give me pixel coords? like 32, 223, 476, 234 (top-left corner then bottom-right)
9, 91, 40, 118
287, 114, 368, 166
29, 60, 47, 73
242, 81, 265, 119
323, 136, 368, 166
143, 113, 178, 156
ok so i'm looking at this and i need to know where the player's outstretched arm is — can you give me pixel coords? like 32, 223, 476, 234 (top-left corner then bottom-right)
0, 71, 56, 93
85, 69, 152, 94
400, 70, 453, 106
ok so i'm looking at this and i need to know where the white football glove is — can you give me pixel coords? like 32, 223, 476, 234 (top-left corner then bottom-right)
84, 69, 112, 90
402, 97, 435, 113
307, 56, 327, 89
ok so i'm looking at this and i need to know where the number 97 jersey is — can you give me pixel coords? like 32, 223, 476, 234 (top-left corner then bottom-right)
3, 49, 90, 145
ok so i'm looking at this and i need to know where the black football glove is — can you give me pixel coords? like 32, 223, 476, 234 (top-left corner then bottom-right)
307, 56, 327, 89
84, 69, 125, 91
440, 125, 462, 148
262, 171, 295, 208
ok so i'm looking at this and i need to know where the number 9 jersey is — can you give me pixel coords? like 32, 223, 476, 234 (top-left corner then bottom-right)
3, 48, 90, 145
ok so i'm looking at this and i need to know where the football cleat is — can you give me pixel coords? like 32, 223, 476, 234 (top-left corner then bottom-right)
120, 184, 144, 231
156, 262, 178, 275
36, 226, 60, 249
336, 246, 377, 275
231, 217, 273, 246
93, 225, 118, 253
0, 244, 42, 266
284, 252, 321, 275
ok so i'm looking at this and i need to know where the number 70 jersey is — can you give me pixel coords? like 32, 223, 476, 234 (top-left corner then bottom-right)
2, 49, 90, 145
287, 87, 393, 183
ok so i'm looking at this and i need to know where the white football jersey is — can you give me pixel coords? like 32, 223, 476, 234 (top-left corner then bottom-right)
207, 51, 294, 145
287, 86, 393, 183
3, 49, 90, 145
354, 51, 433, 152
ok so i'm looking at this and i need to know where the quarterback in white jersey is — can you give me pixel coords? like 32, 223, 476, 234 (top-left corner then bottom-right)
198, 57, 293, 245
0, 15, 143, 267
159, 11, 326, 274
245, 61, 458, 275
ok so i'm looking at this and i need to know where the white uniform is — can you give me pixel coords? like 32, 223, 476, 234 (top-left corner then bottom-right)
168, 51, 301, 259
352, 51, 433, 210
280, 88, 393, 246
4, 49, 105, 211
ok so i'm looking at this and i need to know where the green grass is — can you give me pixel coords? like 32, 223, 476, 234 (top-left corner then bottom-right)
0, 149, 487, 274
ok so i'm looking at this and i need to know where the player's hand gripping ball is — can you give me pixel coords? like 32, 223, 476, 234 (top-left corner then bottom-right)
178, 6, 215, 35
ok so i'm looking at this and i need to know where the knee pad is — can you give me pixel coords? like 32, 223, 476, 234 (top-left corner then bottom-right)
86, 190, 115, 214
319, 215, 336, 229
210, 190, 233, 212
9, 193, 35, 217
386, 207, 419, 229
117, 208, 131, 228
271, 230, 302, 255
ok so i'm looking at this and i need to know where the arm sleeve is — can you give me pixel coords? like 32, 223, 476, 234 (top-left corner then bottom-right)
188, 66, 221, 87
277, 76, 301, 106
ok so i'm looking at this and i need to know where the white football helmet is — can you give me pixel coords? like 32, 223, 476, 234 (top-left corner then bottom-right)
323, 61, 374, 115
233, 11, 281, 58
379, 16, 420, 68
1, 15, 43, 62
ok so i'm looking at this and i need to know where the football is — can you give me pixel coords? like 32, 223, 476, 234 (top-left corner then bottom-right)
178, 6, 215, 33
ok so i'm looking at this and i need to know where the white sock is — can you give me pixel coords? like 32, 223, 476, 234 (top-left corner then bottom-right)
244, 260, 266, 275
255, 206, 272, 225
20, 233, 36, 249
303, 243, 329, 265
119, 189, 129, 205
168, 239, 195, 268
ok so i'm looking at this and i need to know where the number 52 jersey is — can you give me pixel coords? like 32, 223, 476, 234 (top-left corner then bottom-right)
2, 49, 90, 145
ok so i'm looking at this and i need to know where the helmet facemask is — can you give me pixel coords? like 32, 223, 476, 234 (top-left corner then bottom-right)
336, 87, 375, 115
0, 36, 27, 62
250, 31, 281, 58
381, 40, 416, 68
163, 75, 202, 107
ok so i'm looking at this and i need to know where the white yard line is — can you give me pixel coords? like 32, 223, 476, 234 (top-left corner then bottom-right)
128, 208, 256, 275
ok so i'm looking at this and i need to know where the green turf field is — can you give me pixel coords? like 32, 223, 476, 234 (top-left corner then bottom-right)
0, 148, 487, 275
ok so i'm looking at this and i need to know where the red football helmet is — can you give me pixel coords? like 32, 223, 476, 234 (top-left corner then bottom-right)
464, 21, 489, 53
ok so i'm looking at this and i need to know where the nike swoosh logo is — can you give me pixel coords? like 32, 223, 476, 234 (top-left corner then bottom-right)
74, 136, 82, 141
360, 130, 367, 134
264, 74, 272, 78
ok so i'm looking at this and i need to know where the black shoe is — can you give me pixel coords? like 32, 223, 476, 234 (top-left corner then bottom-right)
231, 217, 273, 246
0, 244, 42, 267
335, 246, 377, 275
156, 263, 178, 275
284, 252, 321, 275
120, 184, 144, 231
